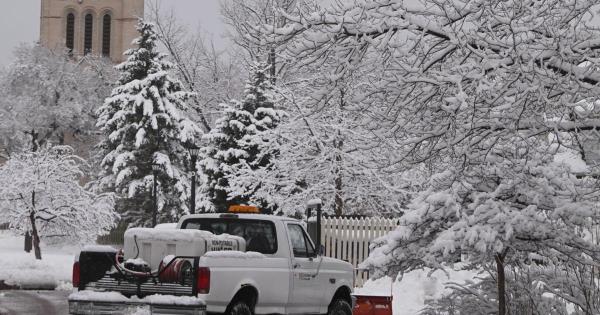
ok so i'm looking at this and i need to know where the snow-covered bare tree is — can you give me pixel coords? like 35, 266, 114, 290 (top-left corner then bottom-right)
0, 44, 115, 158
95, 20, 202, 226
266, 0, 600, 312
244, 66, 416, 216
221, 0, 301, 81
423, 259, 600, 314
365, 144, 600, 313
0, 146, 117, 260
198, 62, 286, 213
148, 1, 244, 131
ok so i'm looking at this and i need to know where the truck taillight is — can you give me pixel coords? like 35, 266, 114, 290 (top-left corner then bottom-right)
196, 267, 210, 294
72, 261, 80, 288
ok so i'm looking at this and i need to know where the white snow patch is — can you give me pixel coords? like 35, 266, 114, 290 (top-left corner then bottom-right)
155, 223, 177, 230
354, 267, 479, 315
83, 245, 118, 253
56, 281, 74, 291
0, 231, 78, 288
125, 228, 214, 242
69, 290, 130, 303
307, 198, 322, 207
161, 255, 176, 266
554, 151, 589, 173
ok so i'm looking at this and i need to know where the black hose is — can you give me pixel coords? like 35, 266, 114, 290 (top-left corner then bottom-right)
134, 235, 140, 259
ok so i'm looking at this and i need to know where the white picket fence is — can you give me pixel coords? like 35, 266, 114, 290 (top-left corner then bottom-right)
320, 217, 398, 286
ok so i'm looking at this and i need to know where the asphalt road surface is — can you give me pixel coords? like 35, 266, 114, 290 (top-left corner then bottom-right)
0, 290, 70, 315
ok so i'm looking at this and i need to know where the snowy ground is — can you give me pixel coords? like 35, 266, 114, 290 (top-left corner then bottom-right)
0, 290, 70, 315
0, 231, 77, 290
355, 267, 479, 315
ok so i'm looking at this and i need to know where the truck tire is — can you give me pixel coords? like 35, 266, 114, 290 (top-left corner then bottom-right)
328, 299, 352, 315
228, 301, 252, 315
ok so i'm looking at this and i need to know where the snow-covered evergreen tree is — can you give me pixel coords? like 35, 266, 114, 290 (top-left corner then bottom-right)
199, 62, 285, 213
96, 20, 202, 226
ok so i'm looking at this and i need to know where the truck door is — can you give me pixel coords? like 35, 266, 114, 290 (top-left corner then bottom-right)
287, 223, 322, 314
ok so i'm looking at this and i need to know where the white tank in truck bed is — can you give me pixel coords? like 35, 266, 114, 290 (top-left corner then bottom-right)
124, 228, 246, 269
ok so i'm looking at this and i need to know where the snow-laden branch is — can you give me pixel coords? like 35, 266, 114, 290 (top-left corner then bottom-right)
0, 146, 118, 251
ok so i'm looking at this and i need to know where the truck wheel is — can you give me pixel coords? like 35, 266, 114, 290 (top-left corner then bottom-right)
228, 301, 252, 315
328, 299, 352, 315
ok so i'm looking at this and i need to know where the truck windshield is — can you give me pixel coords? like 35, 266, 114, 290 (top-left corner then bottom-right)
181, 219, 277, 254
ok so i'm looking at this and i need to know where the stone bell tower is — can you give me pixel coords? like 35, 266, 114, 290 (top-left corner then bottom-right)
40, 0, 145, 63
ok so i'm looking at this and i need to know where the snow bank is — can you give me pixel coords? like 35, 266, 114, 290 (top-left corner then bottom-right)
203, 251, 266, 259
0, 231, 77, 289
355, 267, 479, 315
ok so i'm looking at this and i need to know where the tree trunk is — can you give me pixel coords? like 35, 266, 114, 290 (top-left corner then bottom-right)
334, 141, 343, 216
334, 91, 345, 217
30, 129, 39, 152
24, 231, 32, 253
268, 47, 276, 85
495, 253, 506, 315
29, 191, 42, 260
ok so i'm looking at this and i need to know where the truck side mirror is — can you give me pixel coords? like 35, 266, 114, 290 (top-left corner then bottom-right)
306, 198, 323, 258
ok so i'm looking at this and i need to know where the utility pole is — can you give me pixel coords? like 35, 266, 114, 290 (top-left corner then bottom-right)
186, 142, 200, 214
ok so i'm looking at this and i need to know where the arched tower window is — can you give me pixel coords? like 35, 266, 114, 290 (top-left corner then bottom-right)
84, 14, 93, 54
65, 13, 75, 53
102, 14, 112, 57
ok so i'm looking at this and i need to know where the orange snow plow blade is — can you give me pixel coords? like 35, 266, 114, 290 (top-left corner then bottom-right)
353, 295, 393, 315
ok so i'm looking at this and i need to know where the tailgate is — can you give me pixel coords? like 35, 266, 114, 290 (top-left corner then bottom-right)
69, 290, 206, 315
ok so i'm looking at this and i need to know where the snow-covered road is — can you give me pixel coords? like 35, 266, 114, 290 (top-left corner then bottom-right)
0, 290, 69, 315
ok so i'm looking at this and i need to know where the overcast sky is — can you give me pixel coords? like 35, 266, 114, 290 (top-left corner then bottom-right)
0, 0, 229, 67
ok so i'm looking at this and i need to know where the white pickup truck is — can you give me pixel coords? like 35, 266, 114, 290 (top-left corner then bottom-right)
69, 210, 354, 315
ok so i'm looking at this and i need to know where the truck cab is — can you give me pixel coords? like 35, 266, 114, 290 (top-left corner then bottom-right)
180, 213, 354, 315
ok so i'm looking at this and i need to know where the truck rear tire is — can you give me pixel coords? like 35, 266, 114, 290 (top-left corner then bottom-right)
328, 299, 352, 315
228, 301, 252, 315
